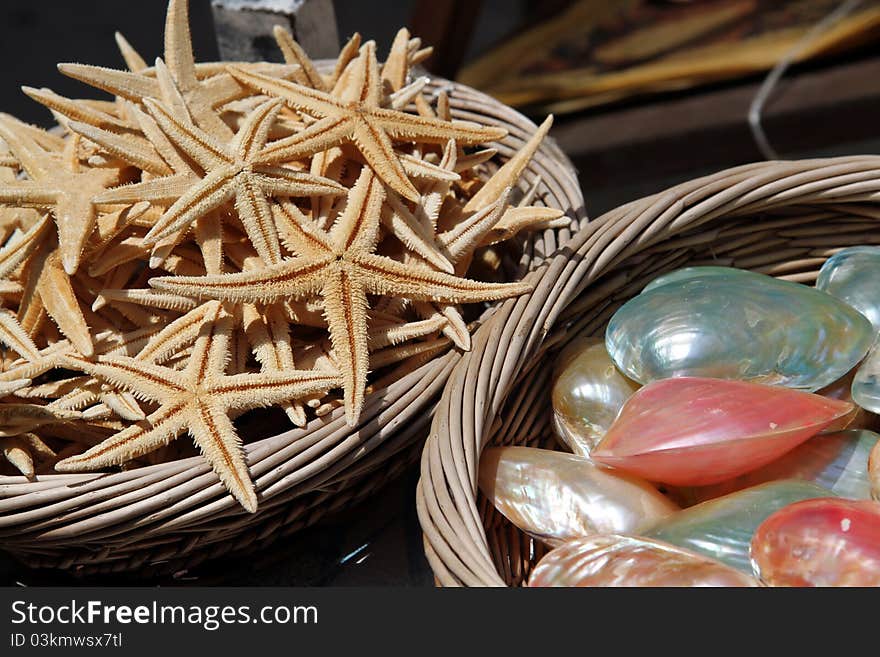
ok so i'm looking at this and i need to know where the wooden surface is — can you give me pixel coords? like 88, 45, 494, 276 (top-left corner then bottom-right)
551, 54, 880, 207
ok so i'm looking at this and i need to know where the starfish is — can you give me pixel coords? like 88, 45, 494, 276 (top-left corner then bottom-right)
150, 167, 533, 424
0, 116, 120, 274
57, 0, 296, 140
97, 97, 347, 266
226, 41, 508, 203
55, 303, 341, 511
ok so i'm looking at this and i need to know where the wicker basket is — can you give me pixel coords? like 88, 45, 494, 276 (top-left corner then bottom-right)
416, 154, 880, 586
0, 77, 585, 576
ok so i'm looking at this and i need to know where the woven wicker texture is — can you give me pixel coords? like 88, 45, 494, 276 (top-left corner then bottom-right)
0, 78, 584, 576
416, 154, 880, 586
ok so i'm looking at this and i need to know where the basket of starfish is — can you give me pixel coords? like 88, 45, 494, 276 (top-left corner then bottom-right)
416, 154, 880, 586
0, 0, 582, 575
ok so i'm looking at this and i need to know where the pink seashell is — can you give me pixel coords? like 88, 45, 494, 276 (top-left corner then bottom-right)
591, 377, 853, 486
750, 498, 880, 587
527, 534, 759, 587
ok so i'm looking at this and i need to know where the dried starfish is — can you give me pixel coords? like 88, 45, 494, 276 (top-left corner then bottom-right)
98, 97, 346, 266
0, 117, 120, 274
227, 42, 507, 202
150, 168, 533, 424
56, 304, 341, 511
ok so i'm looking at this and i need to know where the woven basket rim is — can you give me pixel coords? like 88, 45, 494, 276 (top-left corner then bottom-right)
416, 152, 880, 587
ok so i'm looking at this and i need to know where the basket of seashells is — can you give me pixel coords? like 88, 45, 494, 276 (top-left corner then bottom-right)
0, 0, 584, 575
417, 155, 880, 587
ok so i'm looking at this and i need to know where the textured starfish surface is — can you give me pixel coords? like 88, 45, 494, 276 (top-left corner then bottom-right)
0, 0, 565, 512
56, 305, 339, 511
152, 168, 533, 422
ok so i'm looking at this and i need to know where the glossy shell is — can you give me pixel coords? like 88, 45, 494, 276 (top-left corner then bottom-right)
750, 498, 880, 586
852, 343, 880, 414
642, 480, 836, 573
606, 267, 873, 391
591, 377, 853, 486
551, 336, 639, 456
816, 246, 880, 331
478, 447, 678, 546
527, 534, 760, 587
675, 430, 879, 506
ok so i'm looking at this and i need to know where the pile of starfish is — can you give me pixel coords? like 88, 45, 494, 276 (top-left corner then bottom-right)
0, 0, 567, 512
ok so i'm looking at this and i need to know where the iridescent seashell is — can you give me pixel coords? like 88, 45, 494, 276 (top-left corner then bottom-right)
675, 430, 879, 506
591, 377, 853, 486
478, 447, 678, 546
551, 336, 640, 456
816, 246, 880, 331
642, 480, 836, 574
527, 534, 760, 587
642, 265, 753, 293
750, 498, 880, 586
815, 367, 873, 433
870, 438, 880, 501
606, 267, 873, 390
852, 343, 880, 414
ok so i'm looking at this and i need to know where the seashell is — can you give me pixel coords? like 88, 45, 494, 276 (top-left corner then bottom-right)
527, 534, 760, 587
815, 367, 874, 433
478, 446, 678, 546
641, 480, 836, 574
551, 336, 639, 456
750, 498, 880, 586
870, 438, 880, 501
591, 377, 853, 486
606, 266, 873, 391
852, 343, 880, 414
674, 430, 879, 506
642, 265, 752, 293
816, 246, 880, 331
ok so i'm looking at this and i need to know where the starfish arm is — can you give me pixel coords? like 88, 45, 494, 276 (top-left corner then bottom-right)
115, 32, 148, 72
164, 0, 198, 90
479, 206, 570, 246
382, 28, 412, 92
100, 390, 146, 421
62, 354, 186, 403
188, 400, 257, 512
0, 213, 51, 279
227, 66, 341, 117
254, 115, 351, 165
136, 301, 220, 363
233, 176, 282, 266
331, 33, 362, 87
144, 98, 231, 170
389, 77, 428, 110
150, 255, 332, 303
95, 288, 199, 312
201, 72, 254, 104
194, 212, 223, 275
355, 252, 534, 304
321, 266, 369, 424
0, 378, 32, 396
233, 98, 284, 162
143, 167, 236, 244
330, 167, 386, 253
272, 26, 327, 91
351, 119, 419, 202
2, 436, 36, 477
368, 314, 447, 349
374, 107, 508, 145
464, 115, 552, 211
439, 189, 510, 263
55, 192, 102, 274
22, 87, 130, 130
252, 166, 347, 197
0, 115, 55, 180
414, 301, 471, 350
55, 405, 188, 470
183, 304, 232, 382
271, 200, 335, 258
0, 403, 80, 437
399, 152, 460, 181
37, 252, 93, 356
455, 148, 497, 173
127, 101, 192, 174
336, 41, 382, 107
0, 183, 58, 209
211, 370, 341, 412
382, 194, 454, 273
57, 63, 160, 102
67, 120, 171, 176
95, 173, 195, 205
0, 310, 40, 360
